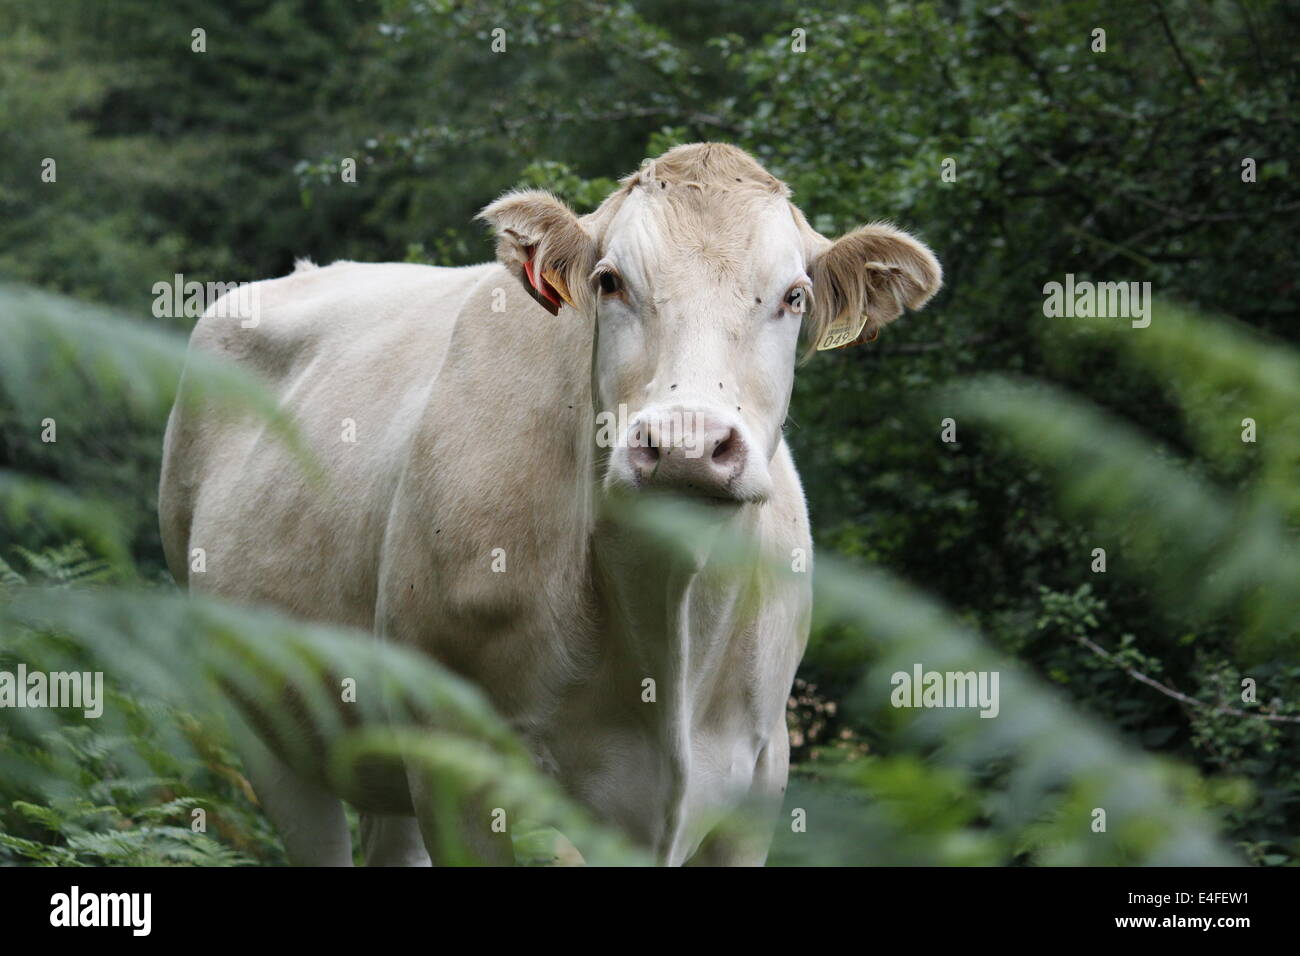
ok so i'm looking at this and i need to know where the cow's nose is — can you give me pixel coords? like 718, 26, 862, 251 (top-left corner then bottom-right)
627, 412, 748, 499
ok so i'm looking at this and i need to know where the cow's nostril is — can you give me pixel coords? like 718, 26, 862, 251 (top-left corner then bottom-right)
712, 429, 741, 466
628, 443, 659, 481
628, 424, 660, 476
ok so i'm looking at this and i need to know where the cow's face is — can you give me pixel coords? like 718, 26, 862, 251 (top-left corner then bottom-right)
481, 144, 941, 505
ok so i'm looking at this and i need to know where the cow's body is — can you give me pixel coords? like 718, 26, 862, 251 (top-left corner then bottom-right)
160, 259, 810, 865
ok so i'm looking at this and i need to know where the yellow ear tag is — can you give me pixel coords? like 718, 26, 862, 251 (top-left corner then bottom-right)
815, 310, 870, 350
541, 268, 576, 308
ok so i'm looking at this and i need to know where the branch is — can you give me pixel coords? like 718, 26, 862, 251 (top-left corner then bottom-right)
1033, 147, 1300, 224
982, 12, 1054, 99
1074, 635, 1300, 723
1148, 0, 1202, 96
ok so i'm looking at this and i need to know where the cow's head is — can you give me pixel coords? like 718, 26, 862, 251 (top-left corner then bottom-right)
480, 143, 941, 504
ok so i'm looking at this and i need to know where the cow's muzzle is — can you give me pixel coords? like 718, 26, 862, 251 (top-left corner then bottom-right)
612, 407, 767, 503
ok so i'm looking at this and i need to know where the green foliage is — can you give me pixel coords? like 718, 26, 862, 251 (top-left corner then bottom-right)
1, 558, 647, 866
946, 302, 1300, 865
0, 544, 285, 865
0, 284, 320, 574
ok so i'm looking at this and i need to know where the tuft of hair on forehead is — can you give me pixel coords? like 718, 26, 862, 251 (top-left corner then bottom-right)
579, 143, 794, 248
583, 143, 795, 285
618, 142, 790, 197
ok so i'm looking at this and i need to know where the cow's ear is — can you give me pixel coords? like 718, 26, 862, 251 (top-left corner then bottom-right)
477, 189, 598, 315
805, 222, 942, 351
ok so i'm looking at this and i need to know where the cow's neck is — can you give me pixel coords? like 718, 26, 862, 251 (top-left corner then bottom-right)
593, 501, 760, 676
588, 496, 766, 861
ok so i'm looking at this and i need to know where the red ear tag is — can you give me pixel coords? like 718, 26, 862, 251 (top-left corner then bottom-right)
522, 255, 562, 316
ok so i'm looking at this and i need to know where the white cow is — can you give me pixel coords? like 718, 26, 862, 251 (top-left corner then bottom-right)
159, 143, 941, 865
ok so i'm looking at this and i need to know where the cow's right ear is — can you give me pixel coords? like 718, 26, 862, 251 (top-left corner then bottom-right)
477, 190, 598, 315
804, 222, 942, 351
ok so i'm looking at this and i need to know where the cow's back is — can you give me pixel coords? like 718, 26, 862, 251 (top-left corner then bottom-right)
159, 260, 495, 627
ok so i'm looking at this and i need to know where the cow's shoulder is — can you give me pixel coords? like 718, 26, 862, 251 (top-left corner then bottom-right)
162, 261, 499, 621
374, 270, 600, 720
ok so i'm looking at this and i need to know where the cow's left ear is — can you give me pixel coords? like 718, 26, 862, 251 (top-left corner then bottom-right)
477, 189, 598, 315
805, 222, 942, 351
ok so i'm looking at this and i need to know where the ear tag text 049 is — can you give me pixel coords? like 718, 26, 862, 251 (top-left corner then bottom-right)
815, 310, 872, 350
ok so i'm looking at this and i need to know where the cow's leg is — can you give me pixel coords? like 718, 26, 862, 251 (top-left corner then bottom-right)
405, 766, 516, 866
233, 721, 353, 866
685, 725, 790, 867
360, 813, 432, 867
684, 821, 773, 867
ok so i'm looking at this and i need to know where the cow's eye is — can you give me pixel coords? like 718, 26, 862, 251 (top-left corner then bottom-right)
598, 271, 623, 296
784, 286, 808, 314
